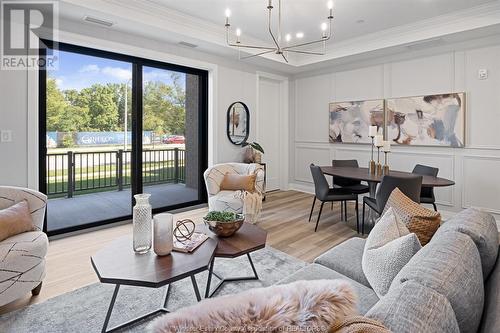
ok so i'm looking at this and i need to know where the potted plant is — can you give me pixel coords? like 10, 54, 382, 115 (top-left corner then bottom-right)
242, 141, 265, 163
203, 211, 245, 237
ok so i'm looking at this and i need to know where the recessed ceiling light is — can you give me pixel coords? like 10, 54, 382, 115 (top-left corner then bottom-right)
296, 32, 304, 38
285, 34, 292, 42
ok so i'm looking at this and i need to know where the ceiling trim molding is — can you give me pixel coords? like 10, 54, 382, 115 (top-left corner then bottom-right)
62, 0, 500, 67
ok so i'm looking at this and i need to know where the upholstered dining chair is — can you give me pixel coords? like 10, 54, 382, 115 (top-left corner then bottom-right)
331, 159, 369, 220
309, 164, 360, 233
361, 175, 423, 234
412, 164, 439, 211
0, 186, 48, 307
203, 163, 265, 214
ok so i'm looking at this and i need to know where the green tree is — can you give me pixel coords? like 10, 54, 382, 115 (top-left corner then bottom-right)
46, 78, 90, 132
79, 84, 120, 131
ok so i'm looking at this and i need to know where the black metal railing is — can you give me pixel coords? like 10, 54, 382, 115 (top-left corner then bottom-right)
46, 148, 185, 197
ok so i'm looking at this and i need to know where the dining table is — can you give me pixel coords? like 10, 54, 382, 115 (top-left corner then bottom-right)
320, 166, 455, 199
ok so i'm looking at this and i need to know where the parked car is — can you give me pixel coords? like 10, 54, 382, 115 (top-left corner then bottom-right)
162, 135, 185, 144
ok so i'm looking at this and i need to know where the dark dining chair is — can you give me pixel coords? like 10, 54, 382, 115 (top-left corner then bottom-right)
331, 160, 370, 220
412, 164, 439, 211
309, 164, 360, 233
362, 175, 423, 234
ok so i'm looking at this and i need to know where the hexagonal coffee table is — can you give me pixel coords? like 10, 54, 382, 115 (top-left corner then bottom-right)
91, 235, 217, 333
202, 223, 268, 298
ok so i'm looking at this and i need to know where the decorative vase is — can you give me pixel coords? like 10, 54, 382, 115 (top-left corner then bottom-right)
243, 146, 255, 163
133, 194, 152, 254
153, 213, 173, 256
254, 151, 262, 163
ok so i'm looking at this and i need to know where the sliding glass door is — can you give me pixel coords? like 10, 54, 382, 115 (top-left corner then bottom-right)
40, 42, 208, 235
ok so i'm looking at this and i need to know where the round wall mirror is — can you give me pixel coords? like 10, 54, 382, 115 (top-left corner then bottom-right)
227, 101, 250, 145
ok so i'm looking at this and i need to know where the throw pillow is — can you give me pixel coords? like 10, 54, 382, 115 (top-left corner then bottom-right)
362, 207, 422, 297
329, 316, 391, 333
0, 200, 35, 242
383, 188, 441, 245
149, 279, 357, 333
220, 173, 256, 192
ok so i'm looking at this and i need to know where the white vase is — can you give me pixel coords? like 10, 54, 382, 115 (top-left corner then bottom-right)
133, 194, 152, 254
153, 213, 174, 256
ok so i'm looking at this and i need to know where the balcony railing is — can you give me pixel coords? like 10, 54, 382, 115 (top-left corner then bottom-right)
46, 148, 185, 198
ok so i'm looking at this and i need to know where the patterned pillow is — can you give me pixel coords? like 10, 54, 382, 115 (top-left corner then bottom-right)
383, 188, 441, 246
362, 207, 422, 297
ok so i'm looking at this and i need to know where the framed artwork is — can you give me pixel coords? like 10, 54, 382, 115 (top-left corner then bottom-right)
386, 93, 465, 147
329, 99, 384, 143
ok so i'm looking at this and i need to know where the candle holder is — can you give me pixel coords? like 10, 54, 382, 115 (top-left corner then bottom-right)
383, 151, 390, 175
376, 146, 382, 176
369, 136, 376, 175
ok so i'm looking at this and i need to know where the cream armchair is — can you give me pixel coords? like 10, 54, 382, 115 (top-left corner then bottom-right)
0, 186, 48, 306
204, 163, 265, 213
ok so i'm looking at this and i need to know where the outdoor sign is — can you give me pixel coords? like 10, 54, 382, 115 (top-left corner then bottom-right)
47, 132, 152, 147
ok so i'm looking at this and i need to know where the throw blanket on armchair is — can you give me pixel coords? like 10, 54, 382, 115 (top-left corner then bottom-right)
149, 279, 357, 333
235, 190, 263, 224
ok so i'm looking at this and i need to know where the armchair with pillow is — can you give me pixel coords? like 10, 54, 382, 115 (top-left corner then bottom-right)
203, 163, 265, 214
0, 186, 48, 306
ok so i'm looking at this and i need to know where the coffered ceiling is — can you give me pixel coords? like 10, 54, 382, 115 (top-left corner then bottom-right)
59, 0, 500, 71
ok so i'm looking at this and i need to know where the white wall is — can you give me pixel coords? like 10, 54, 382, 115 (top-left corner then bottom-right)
290, 37, 500, 220
0, 19, 288, 188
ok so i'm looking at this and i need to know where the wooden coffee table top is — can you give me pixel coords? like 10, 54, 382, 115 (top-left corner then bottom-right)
198, 223, 268, 258
91, 235, 217, 288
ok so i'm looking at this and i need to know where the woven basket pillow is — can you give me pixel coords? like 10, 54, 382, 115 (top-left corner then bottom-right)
382, 188, 441, 246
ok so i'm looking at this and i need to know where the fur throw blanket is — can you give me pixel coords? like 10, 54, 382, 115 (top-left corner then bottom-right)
149, 279, 357, 333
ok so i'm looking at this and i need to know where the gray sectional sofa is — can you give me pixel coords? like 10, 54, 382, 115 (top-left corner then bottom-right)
279, 208, 499, 333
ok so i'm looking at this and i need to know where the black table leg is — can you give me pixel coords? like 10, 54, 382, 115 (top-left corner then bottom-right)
205, 253, 260, 298
191, 275, 202, 302
101, 278, 197, 332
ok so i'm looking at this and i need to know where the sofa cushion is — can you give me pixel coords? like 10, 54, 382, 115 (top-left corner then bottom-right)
314, 237, 371, 288
390, 231, 484, 333
383, 188, 441, 245
278, 263, 379, 315
480, 246, 500, 333
362, 208, 422, 297
208, 191, 244, 213
366, 280, 459, 333
437, 208, 499, 279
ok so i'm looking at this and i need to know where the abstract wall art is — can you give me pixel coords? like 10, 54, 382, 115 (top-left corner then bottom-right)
386, 93, 465, 147
329, 99, 384, 144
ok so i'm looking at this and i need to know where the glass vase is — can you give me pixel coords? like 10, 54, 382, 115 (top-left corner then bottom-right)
133, 193, 152, 254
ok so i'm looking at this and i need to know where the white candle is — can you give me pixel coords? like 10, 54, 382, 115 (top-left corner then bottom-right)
368, 126, 377, 137
374, 135, 384, 147
153, 213, 173, 256
382, 140, 391, 152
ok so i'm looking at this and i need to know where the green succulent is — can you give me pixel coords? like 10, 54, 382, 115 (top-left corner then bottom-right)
204, 211, 241, 222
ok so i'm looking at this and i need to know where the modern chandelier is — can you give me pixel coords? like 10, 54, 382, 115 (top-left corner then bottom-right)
224, 0, 334, 63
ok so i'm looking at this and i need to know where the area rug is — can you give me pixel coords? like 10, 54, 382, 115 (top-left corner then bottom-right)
0, 247, 306, 333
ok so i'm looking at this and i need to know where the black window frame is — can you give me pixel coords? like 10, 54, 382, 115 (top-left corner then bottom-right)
39, 40, 208, 236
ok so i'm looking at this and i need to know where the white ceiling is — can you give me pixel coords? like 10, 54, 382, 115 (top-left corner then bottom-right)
156, 0, 495, 44
59, 0, 500, 70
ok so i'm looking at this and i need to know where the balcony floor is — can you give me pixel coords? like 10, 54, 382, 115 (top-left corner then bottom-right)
47, 183, 199, 232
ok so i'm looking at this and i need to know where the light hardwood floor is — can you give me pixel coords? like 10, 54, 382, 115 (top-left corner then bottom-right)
0, 190, 360, 315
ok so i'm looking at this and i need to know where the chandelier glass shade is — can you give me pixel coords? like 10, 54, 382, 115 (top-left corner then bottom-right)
224, 0, 334, 63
